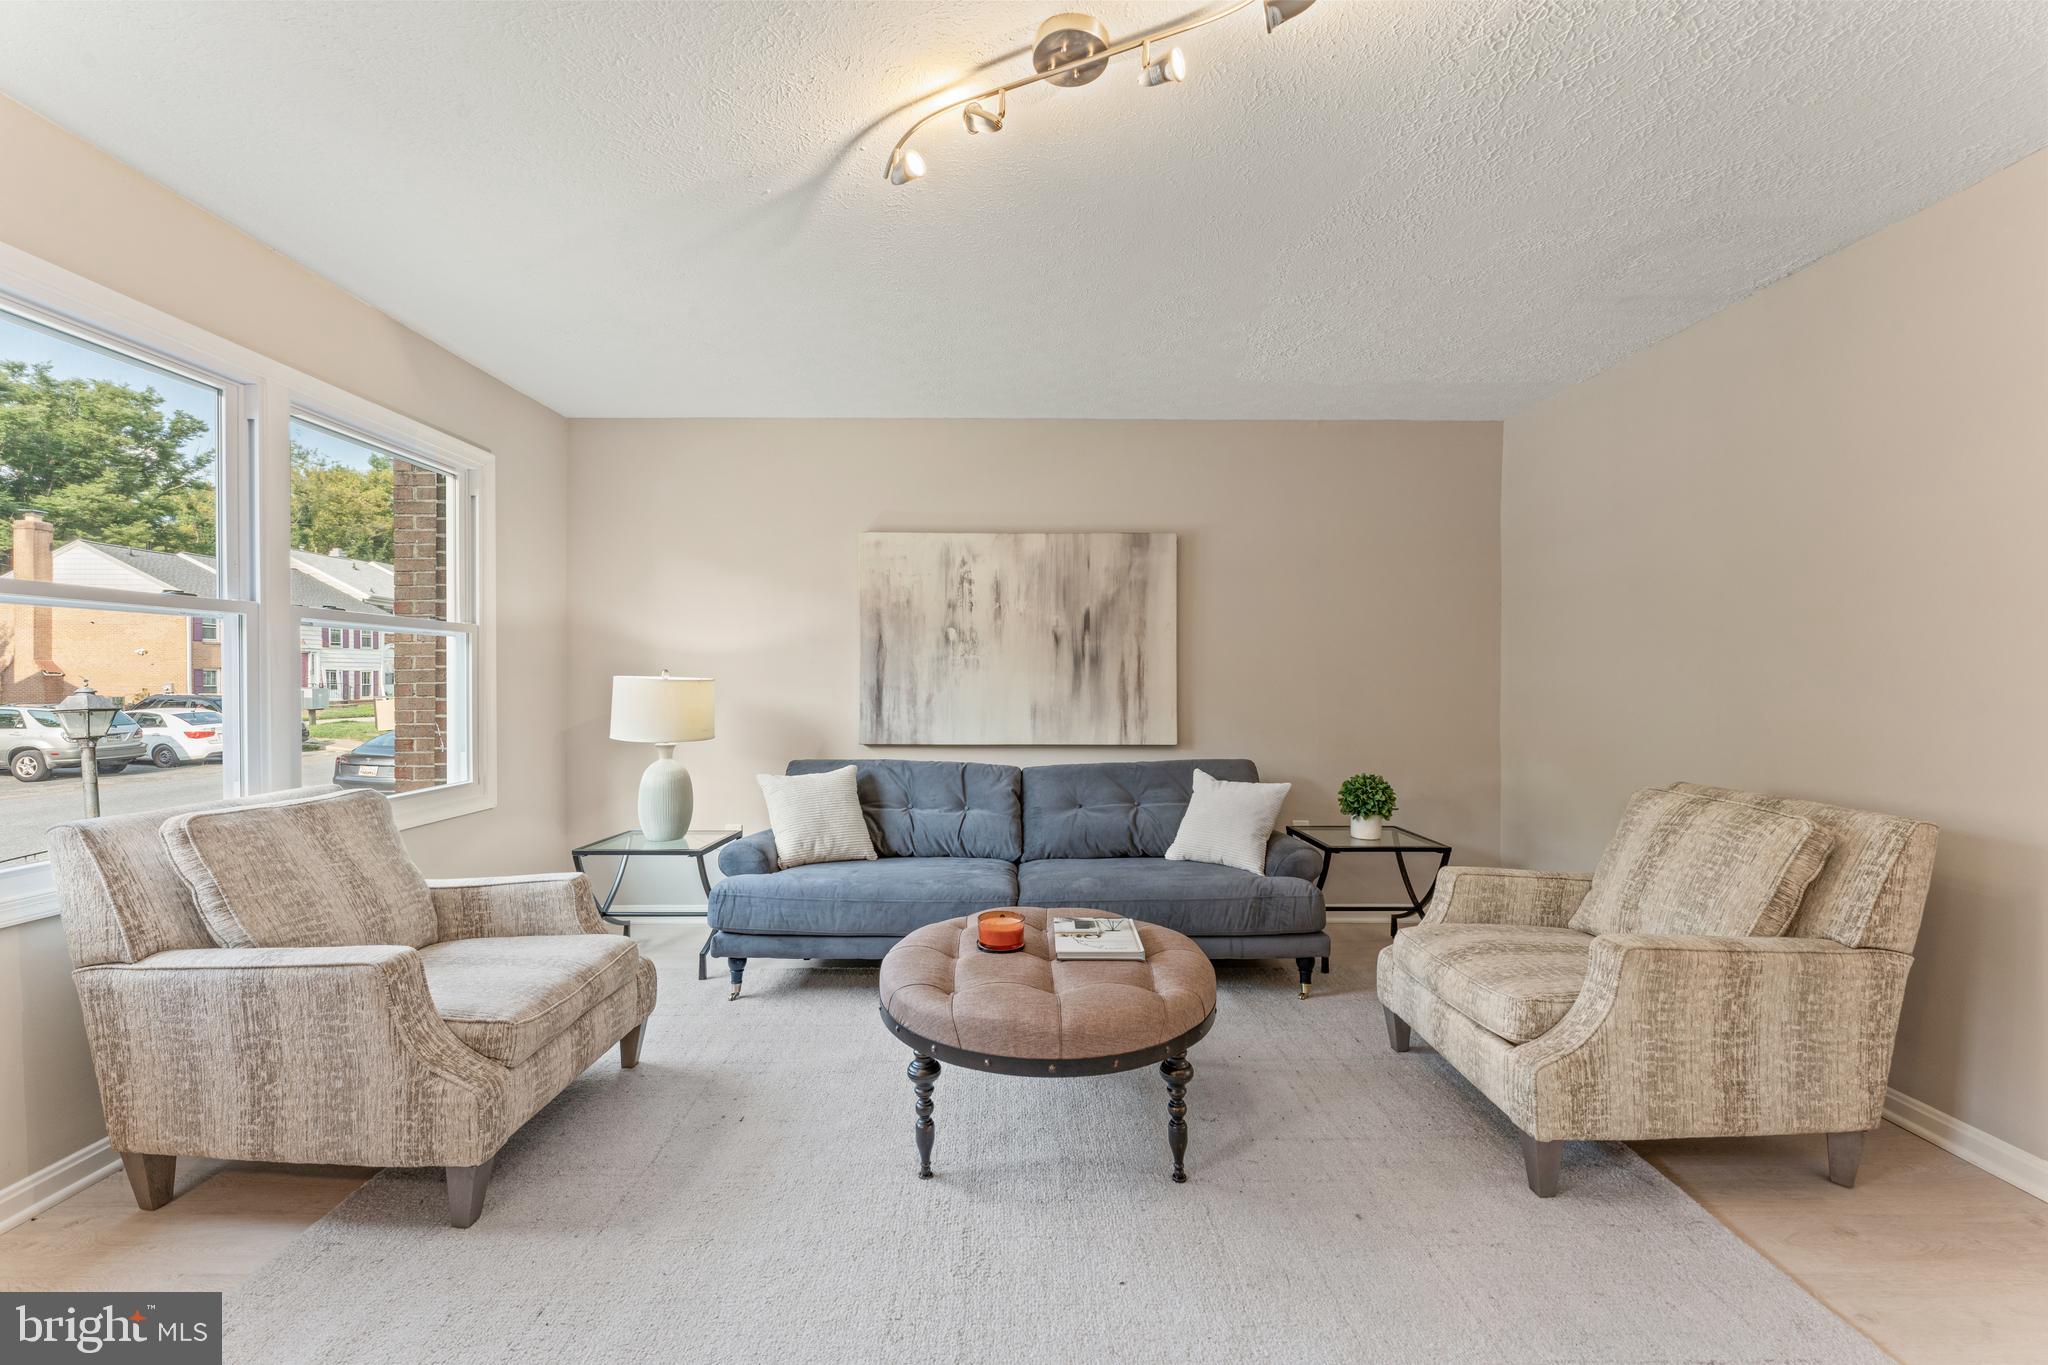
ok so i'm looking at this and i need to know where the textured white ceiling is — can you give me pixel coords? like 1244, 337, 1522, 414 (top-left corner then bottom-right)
1, 1, 2043, 419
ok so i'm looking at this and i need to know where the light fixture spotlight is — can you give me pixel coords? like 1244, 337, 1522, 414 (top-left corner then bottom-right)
880, 1, 1318, 185
1143, 45, 1187, 86
963, 92, 1006, 134
887, 147, 926, 186
1265, 0, 1316, 33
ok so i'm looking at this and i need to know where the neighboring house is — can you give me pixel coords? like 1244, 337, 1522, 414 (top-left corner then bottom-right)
0, 512, 393, 705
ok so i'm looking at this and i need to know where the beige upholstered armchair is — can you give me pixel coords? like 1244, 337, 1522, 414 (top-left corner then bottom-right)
1377, 784, 1937, 1196
53, 788, 655, 1227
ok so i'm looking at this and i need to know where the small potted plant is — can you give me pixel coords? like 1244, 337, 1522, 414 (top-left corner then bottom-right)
1338, 772, 1397, 841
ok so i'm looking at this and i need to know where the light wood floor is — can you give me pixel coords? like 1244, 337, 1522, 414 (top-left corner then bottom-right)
3, 921, 2042, 1364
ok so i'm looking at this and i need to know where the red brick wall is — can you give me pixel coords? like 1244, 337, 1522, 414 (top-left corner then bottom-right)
390, 461, 449, 790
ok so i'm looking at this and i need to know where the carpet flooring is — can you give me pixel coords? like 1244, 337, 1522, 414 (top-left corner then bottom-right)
224, 948, 1887, 1363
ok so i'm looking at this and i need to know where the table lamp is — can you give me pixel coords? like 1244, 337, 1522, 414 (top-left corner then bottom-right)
609, 672, 715, 841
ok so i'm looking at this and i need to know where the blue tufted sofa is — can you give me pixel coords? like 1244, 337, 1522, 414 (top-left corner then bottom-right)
707, 758, 1329, 998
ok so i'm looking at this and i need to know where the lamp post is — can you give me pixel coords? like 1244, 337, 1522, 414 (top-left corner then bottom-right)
54, 681, 121, 818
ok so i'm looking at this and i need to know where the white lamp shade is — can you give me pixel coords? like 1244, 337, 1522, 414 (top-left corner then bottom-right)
610, 675, 715, 743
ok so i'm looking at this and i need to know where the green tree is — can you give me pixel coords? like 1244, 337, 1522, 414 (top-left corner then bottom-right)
290, 442, 391, 561
0, 360, 215, 559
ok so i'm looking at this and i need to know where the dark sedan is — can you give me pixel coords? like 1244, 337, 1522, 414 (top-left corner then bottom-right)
331, 730, 395, 791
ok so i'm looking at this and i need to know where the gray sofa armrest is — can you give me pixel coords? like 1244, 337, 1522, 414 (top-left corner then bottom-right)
1264, 832, 1320, 881
720, 829, 780, 877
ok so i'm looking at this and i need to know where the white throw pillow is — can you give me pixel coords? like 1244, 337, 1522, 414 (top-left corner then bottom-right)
1164, 769, 1291, 875
757, 765, 879, 869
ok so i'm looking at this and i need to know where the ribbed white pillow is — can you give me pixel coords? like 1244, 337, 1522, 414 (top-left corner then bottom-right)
1164, 769, 1291, 875
757, 765, 879, 869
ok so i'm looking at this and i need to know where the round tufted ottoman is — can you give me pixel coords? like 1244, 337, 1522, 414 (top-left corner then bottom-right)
878, 908, 1217, 1182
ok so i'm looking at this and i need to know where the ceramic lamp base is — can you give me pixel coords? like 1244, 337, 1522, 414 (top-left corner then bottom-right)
638, 745, 695, 842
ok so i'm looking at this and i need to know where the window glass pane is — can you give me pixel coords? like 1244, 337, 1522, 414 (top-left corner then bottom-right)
301, 624, 462, 795
288, 418, 449, 619
0, 604, 230, 867
1, 307, 221, 573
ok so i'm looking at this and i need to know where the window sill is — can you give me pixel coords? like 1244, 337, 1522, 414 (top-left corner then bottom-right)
388, 780, 497, 831
0, 862, 58, 930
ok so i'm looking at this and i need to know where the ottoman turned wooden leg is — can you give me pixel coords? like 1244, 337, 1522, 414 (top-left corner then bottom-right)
1161, 1054, 1194, 1183
908, 1053, 940, 1178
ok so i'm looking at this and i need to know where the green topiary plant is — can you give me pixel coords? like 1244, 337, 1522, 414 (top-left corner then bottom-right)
1338, 773, 1398, 820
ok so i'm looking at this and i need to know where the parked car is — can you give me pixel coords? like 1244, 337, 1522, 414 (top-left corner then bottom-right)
132, 692, 220, 712
128, 709, 225, 767
0, 705, 147, 782
332, 730, 395, 791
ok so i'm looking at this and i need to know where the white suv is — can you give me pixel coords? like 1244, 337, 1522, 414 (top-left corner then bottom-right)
0, 706, 146, 782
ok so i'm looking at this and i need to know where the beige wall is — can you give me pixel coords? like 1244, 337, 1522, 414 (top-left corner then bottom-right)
1501, 152, 2048, 1160
566, 421, 1503, 911
0, 95, 574, 1192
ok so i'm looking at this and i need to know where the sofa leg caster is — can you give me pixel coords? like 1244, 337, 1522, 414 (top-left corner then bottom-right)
1383, 1006, 1411, 1053
1521, 1132, 1562, 1197
1295, 957, 1314, 999
619, 1024, 643, 1069
728, 957, 746, 1001
1826, 1129, 1865, 1188
446, 1154, 496, 1228
120, 1153, 176, 1211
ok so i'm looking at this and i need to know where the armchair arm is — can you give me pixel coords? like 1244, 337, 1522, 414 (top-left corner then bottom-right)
720, 828, 780, 877
71, 946, 505, 1166
428, 872, 605, 939
1513, 934, 1913, 1141
1264, 832, 1321, 881
1420, 867, 1593, 928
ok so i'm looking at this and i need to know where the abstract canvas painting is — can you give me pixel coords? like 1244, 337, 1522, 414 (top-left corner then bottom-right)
859, 532, 1177, 745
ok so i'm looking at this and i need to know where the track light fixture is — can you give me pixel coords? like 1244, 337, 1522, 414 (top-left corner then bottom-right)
1264, 0, 1315, 32
963, 91, 1007, 134
882, 0, 1315, 186
887, 147, 926, 185
1142, 44, 1187, 87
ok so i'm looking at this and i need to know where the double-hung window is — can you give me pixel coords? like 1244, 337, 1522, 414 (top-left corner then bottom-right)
0, 244, 494, 907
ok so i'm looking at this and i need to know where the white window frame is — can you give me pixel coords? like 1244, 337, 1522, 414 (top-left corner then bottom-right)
0, 241, 497, 926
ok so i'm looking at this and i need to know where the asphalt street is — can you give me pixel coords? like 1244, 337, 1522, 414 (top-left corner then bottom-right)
0, 750, 339, 866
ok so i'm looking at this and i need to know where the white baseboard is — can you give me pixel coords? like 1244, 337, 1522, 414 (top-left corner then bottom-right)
1885, 1087, 2048, 1204
0, 1137, 117, 1235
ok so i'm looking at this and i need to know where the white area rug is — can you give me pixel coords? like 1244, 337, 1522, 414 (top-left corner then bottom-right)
224, 934, 1885, 1363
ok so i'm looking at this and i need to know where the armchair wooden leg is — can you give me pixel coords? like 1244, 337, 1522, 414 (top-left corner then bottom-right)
1826, 1129, 1866, 1188
619, 1024, 644, 1069
446, 1155, 497, 1229
1383, 1005, 1411, 1053
119, 1153, 176, 1211
1521, 1132, 1562, 1197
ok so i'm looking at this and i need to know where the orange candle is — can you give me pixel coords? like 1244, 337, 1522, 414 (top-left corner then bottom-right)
978, 910, 1026, 952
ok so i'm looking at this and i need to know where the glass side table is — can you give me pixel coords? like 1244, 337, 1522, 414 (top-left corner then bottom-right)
572, 828, 742, 982
1283, 824, 1453, 938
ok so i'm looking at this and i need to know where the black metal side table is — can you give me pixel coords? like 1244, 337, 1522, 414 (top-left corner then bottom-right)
571, 828, 741, 982
1284, 824, 1453, 937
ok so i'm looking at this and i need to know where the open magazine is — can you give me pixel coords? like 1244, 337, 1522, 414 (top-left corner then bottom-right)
1050, 915, 1147, 962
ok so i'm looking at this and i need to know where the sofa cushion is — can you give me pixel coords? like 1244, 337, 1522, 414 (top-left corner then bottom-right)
787, 759, 1022, 861
1017, 858, 1323, 938
1164, 768, 1291, 874
418, 934, 641, 1066
1668, 783, 1936, 952
1383, 924, 1593, 1043
159, 789, 436, 949
708, 858, 1020, 937
1570, 787, 1835, 939
757, 765, 879, 868
1021, 759, 1260, 860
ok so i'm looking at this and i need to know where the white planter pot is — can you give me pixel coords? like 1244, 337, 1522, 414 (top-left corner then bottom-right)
1349, 815, 1385, 841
